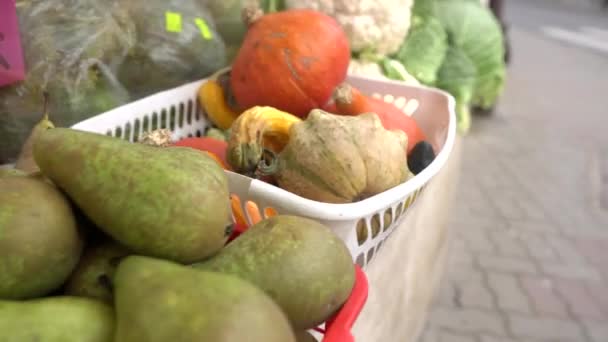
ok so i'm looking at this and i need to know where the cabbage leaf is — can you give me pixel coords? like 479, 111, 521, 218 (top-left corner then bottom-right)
435, 0, 506, 109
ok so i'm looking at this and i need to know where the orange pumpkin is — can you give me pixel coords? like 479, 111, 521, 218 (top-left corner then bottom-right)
230, 8, 350, 118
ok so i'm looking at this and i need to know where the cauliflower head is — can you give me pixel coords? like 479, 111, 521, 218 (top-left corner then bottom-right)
348, 59, 388, 80
284, 0, 414, 56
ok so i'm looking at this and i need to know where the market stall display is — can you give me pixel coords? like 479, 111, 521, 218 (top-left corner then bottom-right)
0, 0, 485, 340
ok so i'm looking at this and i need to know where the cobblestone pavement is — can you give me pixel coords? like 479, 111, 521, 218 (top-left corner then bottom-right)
419, 22, 608, 342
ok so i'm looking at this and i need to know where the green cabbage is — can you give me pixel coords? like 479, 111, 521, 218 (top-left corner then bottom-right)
435, 0, 506, 110
435, 45, 476, 133
411, 0, 437, 18
392, 15, 448, 85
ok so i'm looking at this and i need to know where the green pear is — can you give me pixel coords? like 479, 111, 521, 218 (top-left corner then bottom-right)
32, 127, 232, 263
0, 296, 114, 342
0, 172, 83, 299
65, 241, 131, 303
0, 168, 26, 177
113, 256, 296, 342
296, 331, 318, 342
193, 215, 356, 330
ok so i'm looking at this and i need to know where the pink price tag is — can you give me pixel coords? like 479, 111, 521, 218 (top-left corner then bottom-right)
0, 0, 26, 87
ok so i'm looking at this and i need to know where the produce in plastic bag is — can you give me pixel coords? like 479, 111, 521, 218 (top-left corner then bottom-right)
202, 0, 262, 58
0, 0, 230, 164
116, 0, 228, 100
0, 0, 135, 164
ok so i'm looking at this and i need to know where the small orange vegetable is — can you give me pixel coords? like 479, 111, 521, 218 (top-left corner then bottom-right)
198, 79, 241, 130
264, 207, 278, 218
245, 201, 263, 225
230, 195, 248, 227
172, 137, 231, 170
333, 82, 427, 155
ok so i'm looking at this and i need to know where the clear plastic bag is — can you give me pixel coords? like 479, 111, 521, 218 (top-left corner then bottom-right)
0, 0, 135, 163
0, 0, 228, 164
116, 0, 227, 100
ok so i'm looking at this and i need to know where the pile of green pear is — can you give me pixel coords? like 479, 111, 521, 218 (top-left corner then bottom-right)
0, 115, 356, 341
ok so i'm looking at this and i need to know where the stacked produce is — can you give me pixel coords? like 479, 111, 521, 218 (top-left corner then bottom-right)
192, 4, 437, 203
1, 1, 466, 339
263, 0, 507, 134
1, 110, 357, 340
1, 0, 228, 164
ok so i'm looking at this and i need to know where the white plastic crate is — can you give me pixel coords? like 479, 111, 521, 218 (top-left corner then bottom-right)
71, 74, 456, 269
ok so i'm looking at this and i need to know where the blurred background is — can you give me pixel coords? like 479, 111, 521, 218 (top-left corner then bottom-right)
421, 0, 608, 341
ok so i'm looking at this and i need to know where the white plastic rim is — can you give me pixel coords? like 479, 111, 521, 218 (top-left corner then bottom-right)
73, 76, 456, 219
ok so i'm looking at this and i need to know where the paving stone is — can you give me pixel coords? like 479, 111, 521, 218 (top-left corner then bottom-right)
479, 335, 541, 342
601, 187, 608, 210
477, 254, 538, 274
520, 276, 569, 318
583, 321, 608, 342
419, 325, 440, 342
419, 325, 478, 342
449, 238, 475, 267
510, 219, 558, 235
553, 278, 606, 320
490, 229, 529, 258
585, 282, 608, 315
430, 307, 507, 336
520, 233, 560, 262
492, 187, 529, 220
507, 315, 586, 341
559, 221, 608, 240
435, 280, 457, 308
487, 272, 532, 313
522, 234, 559, 262
437, 331, 479, 342
459, 186, 497, 219
451, 216, 509, 231
459, 226, 497, 254
520, 201, 550, 222
540, 262, 603, 282
454, 272, 496, 310
573, 237, 608, 265
545, 236, 589, 264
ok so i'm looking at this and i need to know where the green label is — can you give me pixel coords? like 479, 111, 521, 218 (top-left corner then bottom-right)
195, 18, 213, 40
165, 11, 182, 33
165, 12, 213, 40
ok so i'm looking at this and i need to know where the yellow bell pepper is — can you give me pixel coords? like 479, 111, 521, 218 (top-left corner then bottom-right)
198, 80, 241, 130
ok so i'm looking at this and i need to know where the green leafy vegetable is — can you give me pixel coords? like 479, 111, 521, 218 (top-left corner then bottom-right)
380, 58, 420, 85
435, 0, 506, 110
411, 0, 437, 18
436, 45, 476, 133
392, 15, 448, 85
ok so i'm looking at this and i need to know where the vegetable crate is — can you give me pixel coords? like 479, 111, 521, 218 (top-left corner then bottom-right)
72, 74, 456, 268
71, 75, 456, 340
